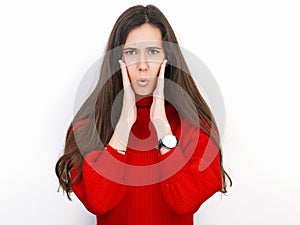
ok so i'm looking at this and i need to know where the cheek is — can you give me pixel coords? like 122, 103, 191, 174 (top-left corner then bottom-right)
126, 66, 135, 81
150, 63, 162, 77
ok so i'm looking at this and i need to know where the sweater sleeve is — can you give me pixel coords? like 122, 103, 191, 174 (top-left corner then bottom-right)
69, 120, 127, 215
157, 123, 222, 216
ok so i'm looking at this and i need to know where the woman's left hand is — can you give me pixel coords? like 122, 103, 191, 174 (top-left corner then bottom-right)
150, 59, 173, 142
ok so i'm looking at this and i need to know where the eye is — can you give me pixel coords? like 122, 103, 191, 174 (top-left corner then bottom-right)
148, 49, 160, 55
124, 49, 137, 56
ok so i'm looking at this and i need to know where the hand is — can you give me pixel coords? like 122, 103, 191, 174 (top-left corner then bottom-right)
119, 59, 137, 128
150, 59, 173, 141
108, 60, 137, 153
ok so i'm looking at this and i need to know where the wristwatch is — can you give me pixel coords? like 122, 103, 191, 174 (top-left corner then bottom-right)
156, 134, 178, 150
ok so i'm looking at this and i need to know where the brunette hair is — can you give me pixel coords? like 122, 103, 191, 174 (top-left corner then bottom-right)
55, 4, 232, 199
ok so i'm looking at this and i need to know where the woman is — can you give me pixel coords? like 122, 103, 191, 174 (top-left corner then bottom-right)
56, 4, 232, 225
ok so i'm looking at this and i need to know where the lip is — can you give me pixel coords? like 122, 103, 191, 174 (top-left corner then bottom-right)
137, 78, 149, 87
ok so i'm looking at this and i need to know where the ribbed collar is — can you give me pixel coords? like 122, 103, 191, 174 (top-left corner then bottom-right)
135, 95, 153, 108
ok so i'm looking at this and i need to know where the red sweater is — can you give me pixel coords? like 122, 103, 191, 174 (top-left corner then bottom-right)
71, 96, 222, 225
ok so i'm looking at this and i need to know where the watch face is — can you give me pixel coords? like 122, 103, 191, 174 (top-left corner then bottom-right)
162, 134, 178, 148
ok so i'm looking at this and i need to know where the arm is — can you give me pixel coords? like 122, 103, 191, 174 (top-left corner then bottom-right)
70, 121, 128, 215
71, 60, 137, 214
158, 124, 223, 216
149, 60, 222, 214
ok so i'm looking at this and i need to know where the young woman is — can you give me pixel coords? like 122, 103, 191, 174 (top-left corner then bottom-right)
56, 4, 232, 225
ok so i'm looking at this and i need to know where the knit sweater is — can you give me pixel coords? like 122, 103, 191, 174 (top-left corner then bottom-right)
70, 95, 222, 225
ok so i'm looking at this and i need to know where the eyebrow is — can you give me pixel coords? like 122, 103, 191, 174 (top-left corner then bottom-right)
123, 47, 137, 51
123, 46, 162, 50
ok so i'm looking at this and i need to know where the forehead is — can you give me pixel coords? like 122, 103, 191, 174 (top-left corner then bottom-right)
124, 24, 163, 46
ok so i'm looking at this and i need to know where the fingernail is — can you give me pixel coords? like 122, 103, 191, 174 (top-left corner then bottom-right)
163, 59, 167, 64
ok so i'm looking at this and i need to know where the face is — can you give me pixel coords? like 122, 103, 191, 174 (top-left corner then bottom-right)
123, 23, 165, 96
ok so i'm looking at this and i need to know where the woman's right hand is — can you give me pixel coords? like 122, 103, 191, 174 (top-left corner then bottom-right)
108, 60, 136, 153
118, 59, 137, 128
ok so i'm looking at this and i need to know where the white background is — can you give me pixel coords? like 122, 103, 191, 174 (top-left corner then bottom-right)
1, 0, 299, 224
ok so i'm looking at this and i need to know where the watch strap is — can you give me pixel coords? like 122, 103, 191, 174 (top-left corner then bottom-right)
155, 134, 178, 151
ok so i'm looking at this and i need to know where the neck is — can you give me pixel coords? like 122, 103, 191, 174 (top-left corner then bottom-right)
135, 94, 153, 107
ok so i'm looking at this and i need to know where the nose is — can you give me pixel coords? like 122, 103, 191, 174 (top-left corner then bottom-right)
137, 52, 148, 72
137, 60, 148, 72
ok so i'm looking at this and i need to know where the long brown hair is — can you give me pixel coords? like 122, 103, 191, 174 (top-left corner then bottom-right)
55, 4, 232, 200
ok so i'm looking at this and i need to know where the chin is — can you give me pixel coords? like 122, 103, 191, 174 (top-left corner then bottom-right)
134, 91, 153, 96
132, 86, 154, 96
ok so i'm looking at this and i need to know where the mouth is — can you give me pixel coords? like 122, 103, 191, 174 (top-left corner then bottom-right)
137, 78, 149, 87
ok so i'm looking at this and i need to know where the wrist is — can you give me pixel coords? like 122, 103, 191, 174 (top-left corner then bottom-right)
160, 146, 172, 155
108, 135, 127, 152
108, 125, 130, 152
153, 118, 172, 140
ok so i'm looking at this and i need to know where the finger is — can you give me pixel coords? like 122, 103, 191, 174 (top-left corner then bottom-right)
119, 60, 130, 87
156, 59, 167, 96
158, 59, 167, 79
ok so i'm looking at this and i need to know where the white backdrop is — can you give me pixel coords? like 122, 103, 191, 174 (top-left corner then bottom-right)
1, 0, 299, 224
